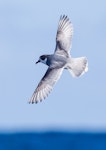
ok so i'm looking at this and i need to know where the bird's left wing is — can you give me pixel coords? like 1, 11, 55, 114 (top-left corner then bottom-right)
29, 67, 63, 103
55, 15, 73, 57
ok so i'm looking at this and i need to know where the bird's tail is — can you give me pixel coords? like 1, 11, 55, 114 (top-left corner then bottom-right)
68, 57, 88, 77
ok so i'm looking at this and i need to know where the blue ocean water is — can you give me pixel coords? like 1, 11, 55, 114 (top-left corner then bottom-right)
0, 132, 106, 150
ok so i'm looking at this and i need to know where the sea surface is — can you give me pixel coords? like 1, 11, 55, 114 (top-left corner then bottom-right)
0, 131, 106, 150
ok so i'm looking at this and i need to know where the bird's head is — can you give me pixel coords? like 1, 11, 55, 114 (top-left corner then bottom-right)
36, 55, 48, 65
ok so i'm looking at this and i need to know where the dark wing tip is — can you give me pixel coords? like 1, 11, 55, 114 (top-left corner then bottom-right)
28, 100, 38, 104
60, 15, 68, 20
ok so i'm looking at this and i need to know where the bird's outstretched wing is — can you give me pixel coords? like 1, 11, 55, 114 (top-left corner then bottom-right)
55, 15, 73, 57
29, 67, 63, 103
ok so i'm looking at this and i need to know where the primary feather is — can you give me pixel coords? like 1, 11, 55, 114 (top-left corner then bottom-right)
55, 15, 73, 57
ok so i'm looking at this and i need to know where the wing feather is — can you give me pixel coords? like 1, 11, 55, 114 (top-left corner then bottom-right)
29, 67, 63, 103
55, 15, 73, 57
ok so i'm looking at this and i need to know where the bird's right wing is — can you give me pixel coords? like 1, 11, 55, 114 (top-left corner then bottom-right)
55, 15, 73, 57
29, 67, 63, 103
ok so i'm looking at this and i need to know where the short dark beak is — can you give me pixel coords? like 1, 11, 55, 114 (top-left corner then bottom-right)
36, 60, 40, 64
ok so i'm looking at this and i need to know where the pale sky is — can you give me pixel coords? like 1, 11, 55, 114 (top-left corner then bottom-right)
0, 0, 106, 131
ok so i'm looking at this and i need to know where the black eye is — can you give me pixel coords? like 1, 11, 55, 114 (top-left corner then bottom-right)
40, 55, 45, 60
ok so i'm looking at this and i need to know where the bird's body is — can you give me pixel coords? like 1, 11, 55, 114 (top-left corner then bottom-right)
29, 15, 88, 104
